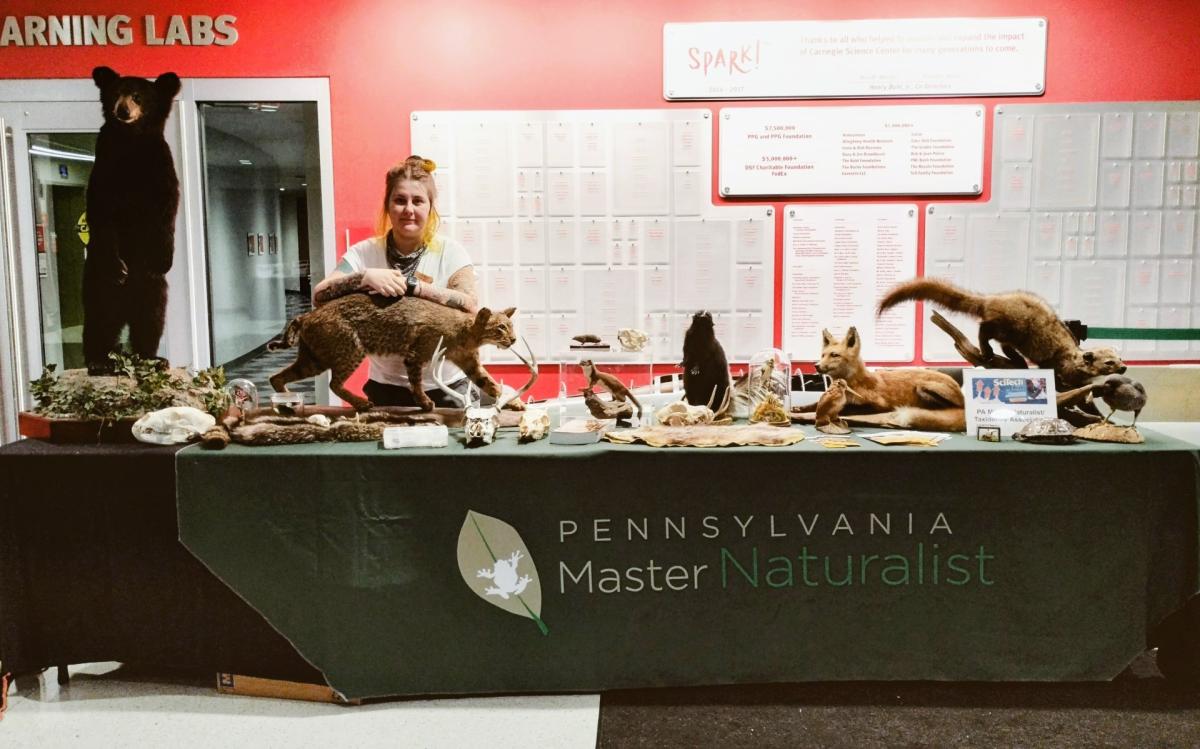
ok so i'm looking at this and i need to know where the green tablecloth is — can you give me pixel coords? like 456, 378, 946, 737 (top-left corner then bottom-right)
176, 427, 1200, 699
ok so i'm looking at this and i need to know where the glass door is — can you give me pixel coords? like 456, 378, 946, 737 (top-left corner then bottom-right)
197, 101, 324, 396
181, 78, 335, 403
0, 116, 19, 442
0, 78, 336, 442
0, 94, 120, 443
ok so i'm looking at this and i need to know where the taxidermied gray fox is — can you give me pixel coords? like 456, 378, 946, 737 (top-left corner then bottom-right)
877, 277, 1125, 387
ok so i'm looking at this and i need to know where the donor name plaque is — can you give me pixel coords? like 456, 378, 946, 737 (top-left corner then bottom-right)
664, 17, 1047, 100
720, 105, 985, 197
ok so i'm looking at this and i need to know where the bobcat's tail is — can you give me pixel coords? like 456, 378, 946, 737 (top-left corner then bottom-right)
877, 277, 987, 318
266, 317, 303, 351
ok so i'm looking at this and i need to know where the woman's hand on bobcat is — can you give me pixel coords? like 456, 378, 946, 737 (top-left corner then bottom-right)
361, 268, 409, 297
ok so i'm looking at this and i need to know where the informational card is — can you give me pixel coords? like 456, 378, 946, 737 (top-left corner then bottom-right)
963, 369, 1057, 438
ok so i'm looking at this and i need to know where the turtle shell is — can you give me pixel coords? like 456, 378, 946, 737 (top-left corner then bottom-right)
1013, 418, 1077, 444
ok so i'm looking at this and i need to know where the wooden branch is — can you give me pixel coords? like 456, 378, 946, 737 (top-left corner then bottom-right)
928, 310, 1026, 369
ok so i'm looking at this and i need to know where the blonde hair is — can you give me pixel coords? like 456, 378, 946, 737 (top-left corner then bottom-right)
376, 155, 440, 247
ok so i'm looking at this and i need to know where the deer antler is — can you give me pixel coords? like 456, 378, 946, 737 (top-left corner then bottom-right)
494, 336, 539, 410
712, 382, 733, 420
431, 336, 471, 409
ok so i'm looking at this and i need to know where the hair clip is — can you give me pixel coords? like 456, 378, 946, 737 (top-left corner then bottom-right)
422, 158, 437, 173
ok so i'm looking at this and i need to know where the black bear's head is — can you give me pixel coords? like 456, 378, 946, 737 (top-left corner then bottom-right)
690, 310, 714, 330
92, 66, 181, 134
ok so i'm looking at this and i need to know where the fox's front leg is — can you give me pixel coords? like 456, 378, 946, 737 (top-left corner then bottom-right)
976, 321, 1001, 365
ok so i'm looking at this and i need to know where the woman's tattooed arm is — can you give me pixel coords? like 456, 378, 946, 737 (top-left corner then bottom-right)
312, 272, 364, 306
414, 266, 479, 314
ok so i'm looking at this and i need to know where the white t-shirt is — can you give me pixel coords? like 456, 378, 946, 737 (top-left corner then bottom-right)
338, 234, 474, 390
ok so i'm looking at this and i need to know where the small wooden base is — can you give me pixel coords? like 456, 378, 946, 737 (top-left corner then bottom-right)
18, 412, 140, 443
216, 673, 359, 704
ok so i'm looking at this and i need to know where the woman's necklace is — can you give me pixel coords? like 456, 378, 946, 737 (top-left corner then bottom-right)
386, 231, 426, 275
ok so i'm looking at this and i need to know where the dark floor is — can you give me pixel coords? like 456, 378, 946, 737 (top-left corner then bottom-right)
597, 654, 1200, 748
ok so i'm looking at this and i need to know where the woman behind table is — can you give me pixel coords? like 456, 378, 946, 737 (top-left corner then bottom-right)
310, 156, 480, 407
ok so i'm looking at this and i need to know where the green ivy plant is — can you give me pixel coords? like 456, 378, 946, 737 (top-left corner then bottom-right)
30, 353, 231, 423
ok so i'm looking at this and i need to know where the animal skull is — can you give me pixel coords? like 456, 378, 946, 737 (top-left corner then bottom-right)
518, 407, 550, 442
617, 327, 650, 352
654, 400, 716, 427
132, 406, 216, 445
464, 405, 499, 446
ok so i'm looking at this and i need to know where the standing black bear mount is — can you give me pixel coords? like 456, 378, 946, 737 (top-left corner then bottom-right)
83, 66, 181, 375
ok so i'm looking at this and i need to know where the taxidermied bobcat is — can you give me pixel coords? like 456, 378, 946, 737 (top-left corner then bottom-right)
268, 294, 518, 412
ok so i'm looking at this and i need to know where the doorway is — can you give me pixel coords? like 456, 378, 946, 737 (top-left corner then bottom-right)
197, 100, 323, 397
0, 78, 336, 443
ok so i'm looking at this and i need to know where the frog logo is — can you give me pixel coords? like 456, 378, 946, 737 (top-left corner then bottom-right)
457, 510, 548, 635
477, 550, 532, 599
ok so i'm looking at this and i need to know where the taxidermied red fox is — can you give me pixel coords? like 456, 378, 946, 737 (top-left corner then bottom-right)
798, 327, 965, 432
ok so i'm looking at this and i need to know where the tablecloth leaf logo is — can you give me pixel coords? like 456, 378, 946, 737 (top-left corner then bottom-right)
457, 510, 548, 636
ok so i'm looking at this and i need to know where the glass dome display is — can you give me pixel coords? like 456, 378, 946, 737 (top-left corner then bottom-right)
737, 348, 791, 424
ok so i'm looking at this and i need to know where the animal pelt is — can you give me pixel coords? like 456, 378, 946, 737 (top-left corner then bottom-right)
203, 412, 441, 448
878, 277, 1126, 388
605, 423, 806, 448
681, 311, 731, 410
84, 66, 181, 374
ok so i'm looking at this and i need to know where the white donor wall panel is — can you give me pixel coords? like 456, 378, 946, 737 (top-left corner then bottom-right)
783, 204, 918, 362
720, 106, 984, 196
412, 109, 776, 364
922, 101, 1200, 362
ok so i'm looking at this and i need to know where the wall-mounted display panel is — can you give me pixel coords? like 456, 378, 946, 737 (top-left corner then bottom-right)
923, 101, 1200, 362
720, 106, 984, 197
664, 17, 1047, 100
412, 109, 776, 364
783, 204, 918, 362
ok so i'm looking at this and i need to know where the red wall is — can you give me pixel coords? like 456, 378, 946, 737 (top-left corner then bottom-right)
4, 0, 1200, 388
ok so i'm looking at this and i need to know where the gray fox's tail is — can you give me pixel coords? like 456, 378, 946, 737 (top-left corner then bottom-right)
877, 277, 987, 318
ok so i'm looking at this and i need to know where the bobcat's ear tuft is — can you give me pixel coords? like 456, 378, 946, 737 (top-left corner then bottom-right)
845, 327, 859, 349
501, 306, 516, 319
473, 307, 492, 327
821, 328, 834, 346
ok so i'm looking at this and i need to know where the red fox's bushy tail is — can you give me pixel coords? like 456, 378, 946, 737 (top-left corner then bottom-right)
877, 278, 987, 318
266, 317, 302, 351
888, 407, 966, 432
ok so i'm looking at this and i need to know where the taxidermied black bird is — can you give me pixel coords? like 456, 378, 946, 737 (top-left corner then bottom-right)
681, 311, 731, 411
1093, 374, 1147, 426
